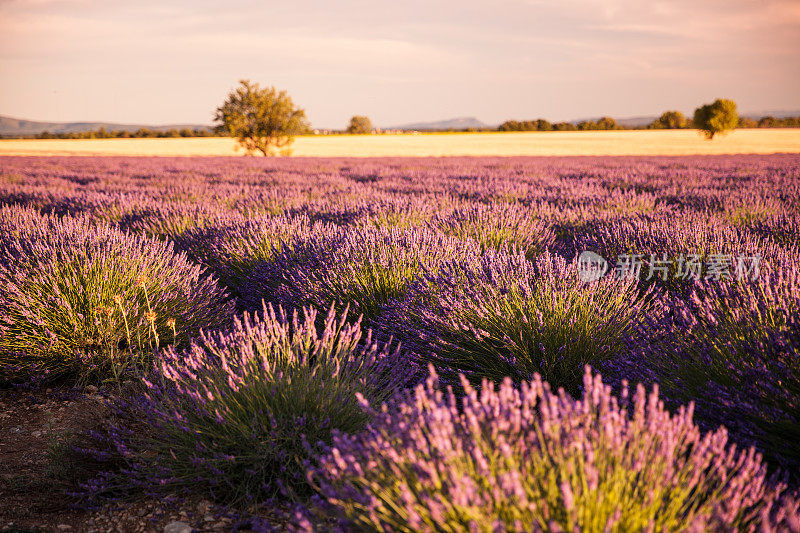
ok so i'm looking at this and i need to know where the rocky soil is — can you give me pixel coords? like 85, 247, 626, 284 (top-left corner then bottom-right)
0, 386, 293, 532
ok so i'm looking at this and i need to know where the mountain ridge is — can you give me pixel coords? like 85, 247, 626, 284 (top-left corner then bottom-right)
0, 115, 212, 136
387, 117, 488, 130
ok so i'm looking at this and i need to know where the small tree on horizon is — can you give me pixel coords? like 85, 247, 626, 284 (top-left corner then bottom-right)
214, 80, 309, 156
693, 98, 738, 139
346, 115, 373, 134
649, 111, 688, 129
596, 116, 621, 130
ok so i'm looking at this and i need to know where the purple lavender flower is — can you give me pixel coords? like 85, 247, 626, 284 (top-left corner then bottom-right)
250, 225, 480, 323
429, 201, 555, 258
307, 366, 800, 532
95, 303, 410, 503
379, 250, 653, 393
0, 205, 232, 382
635, 261, 800, 477
175, 212, 327, 300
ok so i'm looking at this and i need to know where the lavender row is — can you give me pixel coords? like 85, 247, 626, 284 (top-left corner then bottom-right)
1, 155, 799, 526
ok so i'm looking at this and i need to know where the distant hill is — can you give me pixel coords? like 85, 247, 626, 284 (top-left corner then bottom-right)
0, 115, 212, 136
615, 116, 660, 128
740, 109, 800, 120
389, 117, 488, 131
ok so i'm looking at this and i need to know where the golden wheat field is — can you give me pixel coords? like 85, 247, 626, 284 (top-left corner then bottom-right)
1, 128, 799, 157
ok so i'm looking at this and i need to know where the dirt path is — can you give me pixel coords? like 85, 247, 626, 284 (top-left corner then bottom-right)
0, 387, 291, 532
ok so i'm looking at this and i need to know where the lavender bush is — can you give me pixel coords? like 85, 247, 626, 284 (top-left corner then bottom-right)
105, 198, 227, 240
0, 206, 232, 382
748, 211, 800, 248
380, 251, 652, 393
429, 201, 555, 258
640, 265, 800, 476
357, 195, 437, 229
576, 211, 770, 294
257, 226, 478, 323
98, 304, 408, 503
307, 367, 800, 532
2, 154, 800, 514
175, 213, 323, 299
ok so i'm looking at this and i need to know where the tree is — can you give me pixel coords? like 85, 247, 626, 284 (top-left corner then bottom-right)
498, 120, 520, 131
346, 115, 373, 134
738, 117, 758, 129
650, 111, 688, 129
576, 118, 620, 131
758, 116, 779, 128
596, 117, 620, 130
214, 80, 309, 156
693, 98, 738, 139
498, 119, 553, 132
553, 122, 577, 131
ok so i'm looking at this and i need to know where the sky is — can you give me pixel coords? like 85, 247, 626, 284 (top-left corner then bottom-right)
1, 0, 799, 129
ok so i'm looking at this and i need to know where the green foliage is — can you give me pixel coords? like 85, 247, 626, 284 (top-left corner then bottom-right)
647, 270, 800, 474
29, 127, 216, 140
112, 304, 404, 502
498, 119, 553, 132
693, 98, 738, 139
553, 121, 578, 131
754, 115, 800, 127
269, 227, 475, 324
759, 116, 780, 128
11, 112, 800, 140
0, 208, 232, 384
595, 116, 620, 130
578, 117, 622, 130
214, 80, 310, 156
430, 203, 554, 259
500, 119, 627, 132
649, 111, 688, 129
178, 214, 316, 299
392, 253, 651, 395
738, 117, 759, 128
346, 115, 373, 134
308, 368, 796, 532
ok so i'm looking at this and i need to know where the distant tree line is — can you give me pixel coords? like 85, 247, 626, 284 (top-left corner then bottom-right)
499, 118, 620, 131
737, 116, 800, 128
8, 127, 221, 140
3, 113, 798, 141
499, 113, 800, 132
646, 111, 690, 129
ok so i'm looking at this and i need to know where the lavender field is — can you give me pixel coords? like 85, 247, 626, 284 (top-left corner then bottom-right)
1, 155, 799, 531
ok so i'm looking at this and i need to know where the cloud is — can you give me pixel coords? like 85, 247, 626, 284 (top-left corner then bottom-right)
0, 0, 797, 126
